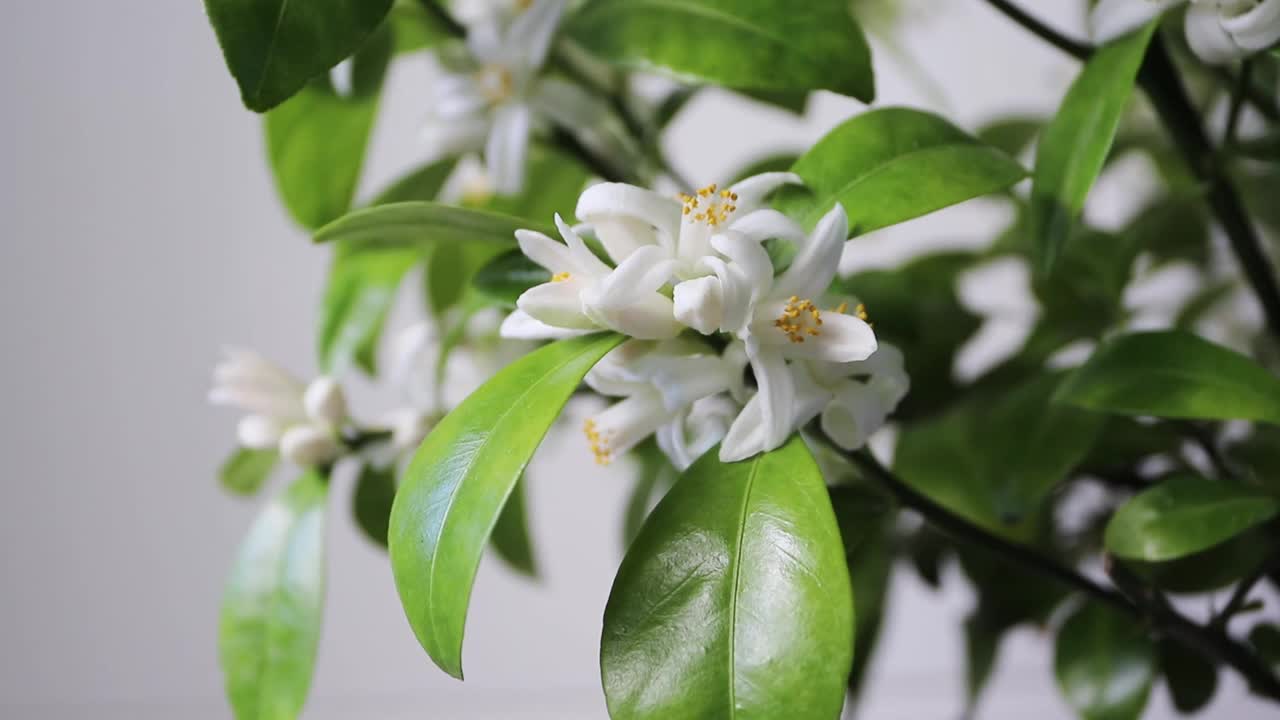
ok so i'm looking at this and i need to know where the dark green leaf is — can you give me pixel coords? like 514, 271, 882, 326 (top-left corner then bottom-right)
963, 615, 1002, 715
1132, 523, 1276, 594
739, 88, 809, 115
1175, 282, 1236, 330
1125, 193, 1211, 267
1233, 129, 1280, 161
424, 242, 504, 316
219, 472, 328, 720
621, 439, 678, 548
1029, 21, 1158, 270
472, 249, 550, 308
976, 116, 1042, 158
779, 107, 1026, 233
566, 0, 874, 102
601, 437, 853, 720
1054, 602, 1156, 720
1080, 417, 1182, 473
1055, 330, 1280, 425
315, 201, 542, 251
1105, 474, 1280, 561
1250, 624, 1280, 673
389, 334, 623, 677
1225, 426, 1280, 494
204, 0, 394, 112
220, 448, 278, 497
490, 476, 538, 577
353, 462, 397, 548
830, 484, 894, 702
1157, 637, 1218, 715
1032, 229, 1138, 340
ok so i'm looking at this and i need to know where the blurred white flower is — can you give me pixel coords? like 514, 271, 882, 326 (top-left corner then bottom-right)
209, 349, 348, 467
793, 343, 910, 451
1091, 0, 1280, 64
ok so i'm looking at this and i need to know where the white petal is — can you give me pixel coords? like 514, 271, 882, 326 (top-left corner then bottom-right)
776, 311, 878, 364
584, 340, 655, 396
1186, 4, 1245, 63
280, 425, 344, 467
209, 386, 305, 421
517, 228, 577, 272
821, 381, 890, 451
1222, 0, 1280, 51
516, 279, 597, 329
726, 208, 806, 244
658, 394, 738, 471
303, 377, 348, 427
576, 182, 681, 261
699, 256, 751, 333
485, 102, 532, 195
422, 116, 490, 157
1090, 0, 1181, 43
237, 415, 284, 449
584, 389, 674, 465
433, 79, 489, 119
467, 18, 505, 62
499, 309, 595, 339
506, 0, 565, 70
719, 392, 768, 463
710, 231, 774, 307
721, 341, 796, 463
583, 290, 681, 339
591, 244, 676, 303
673, 275, 725, 335
556, 213, 613, 277
773, 203, 848, 300
728, 172, 803, 211
531, 78, 641, 178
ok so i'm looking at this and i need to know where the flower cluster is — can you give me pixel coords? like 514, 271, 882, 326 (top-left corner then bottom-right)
1092, 0, 1280, 64
500, 174, 910, 466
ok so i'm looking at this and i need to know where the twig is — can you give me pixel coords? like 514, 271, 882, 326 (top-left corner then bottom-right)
982, 0, 1091, 60
1215, 554, 1280, 629
1224, 59, 1253, 148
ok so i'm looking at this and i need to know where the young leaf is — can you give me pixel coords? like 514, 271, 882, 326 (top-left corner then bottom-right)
203, 0, 395, 112
490, 476, 538, 577
1054, 602, 1156, 720
1104, 474, 1280, 562
600, 437, 854, 720
389, 334, 623, 678
218, 472, 328, 720
1029, 21, 1158, 271
780, 107, 1025, 233
353, 462, 397, 548
566, 0, 874, 102
1054, 330, 1280, 425
264, 24, 393, 230
315, 202, 545, 251
219, 448, 278, 497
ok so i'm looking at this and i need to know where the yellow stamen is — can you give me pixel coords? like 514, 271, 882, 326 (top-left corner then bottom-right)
774, 297, 823, 343
551, 272, 571, 283
476, 66, 514, 103
583, 419, 613, 466
678, 183, 737, 227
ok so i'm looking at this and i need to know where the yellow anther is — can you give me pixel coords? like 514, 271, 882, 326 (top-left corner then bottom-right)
833, 301, 849, 315
775, 296, 823, 343
855, 303, 869, 321
680, 182, 736, 227
583, 419, 613, 466
551, 272, 571, 283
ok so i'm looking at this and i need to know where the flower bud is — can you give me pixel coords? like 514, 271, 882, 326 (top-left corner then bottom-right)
673, 276, 725, 335
237, 415, 283, 449
280, 425, 344, 467
303, 377, 347, 427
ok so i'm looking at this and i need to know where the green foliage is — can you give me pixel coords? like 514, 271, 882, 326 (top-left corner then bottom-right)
389, 334, 623, 678
353, 463, 397, 548
472, 248, 552, 308
780, 107, 1026, 233
219, 472, 328, 720
1055, 330, 1280, 425
220, 448, 278, 497
621, 439, 678, 548
600, 437, 853, 720
566, 0, 875, 102
1105, 475, 1280, 561
829, 484, 895, 701
1054, 602, 1156, 720
1029, 21, 1157, 271
203, 0, 394, 112
490, 476, 538, 577
315, 201, 543, 251
1158, 638, 1218, 714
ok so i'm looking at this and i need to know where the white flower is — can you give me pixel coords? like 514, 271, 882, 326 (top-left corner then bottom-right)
715, 204, 879, 462
656, 394, 742, 471
1091, 0, 1280, 64
582, 340, 745, 466
504, 214, 683, 339
209, 349, 348, 467
792, 344, 910, 451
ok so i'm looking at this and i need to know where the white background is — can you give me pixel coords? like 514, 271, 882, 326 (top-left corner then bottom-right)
1, 1, 1276, 718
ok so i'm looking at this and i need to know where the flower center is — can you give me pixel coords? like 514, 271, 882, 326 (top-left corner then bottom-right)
679, 184, 739, 227
775, 296, 823, 343
583, 419, 614, 465
551, 272, 572, 282
476, 65, 514, 103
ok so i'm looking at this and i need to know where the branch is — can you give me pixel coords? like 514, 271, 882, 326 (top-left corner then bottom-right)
845, 449, 1280, 702
982, 0, 1091, 60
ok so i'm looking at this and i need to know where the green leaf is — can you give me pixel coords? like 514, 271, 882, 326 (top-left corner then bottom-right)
389, 0, 453, 54
895, 374, 1104, 538
219, 472, 328, 720
315, 201, 542, 251
1175, 282, 1235, 331
1104, 474, 1280, 561
353, 462, 397, 548
1054, 602, 1156, 720
1055, 330, 1280, 425
621, 439, 678, 548
1032, 228, 1138, 340
472, 248, 551, 308
220, 448, 278, 497
1157, 638, 1217, 714
963, 615, 1003, 715
1029, 21, 1158, 271
566, 0, 874, 102
264, 24, 392, 229
1134, 524, 1276, 594
601, 437, 853, 720
779, 107, 1026, 233
975, 116, 1042, 158
478, 144, 592, 223
389, 334, 623, 677
1225, 426, 1280, 494
490, 476, 538, 577
829, 484, 894, 702
1250, 624, 1280, 673
203, 0, 394, 112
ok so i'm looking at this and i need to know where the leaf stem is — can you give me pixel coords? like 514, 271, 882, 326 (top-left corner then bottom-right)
1224, 59, 1252, 148
844, 448, 1280, 702
982, 0, 1092, 60
418, 0, 466, 38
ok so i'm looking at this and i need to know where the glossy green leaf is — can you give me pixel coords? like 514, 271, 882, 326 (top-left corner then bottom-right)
220, 448, 278, 497
566, 0, 874, 102
472, 248, 551, 308
1158, 638, 1217, 714
389, 334, 623, 677
1105, 474, 1280, 561
1029, 21, 1158, 271
353, 462, 397, 548
1055, 602, 1156, 720
779, 107, 1025, 233
1134, 524, 1276, 594
315, 201, 543, 251
219, 472, 328, 720
490, 476, 538, 577
264, 24, 392, 229
1055, 330, 1280, 425
204, 0, 394, 112
601, 437, 853, 720
895, 374, 1104, 538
